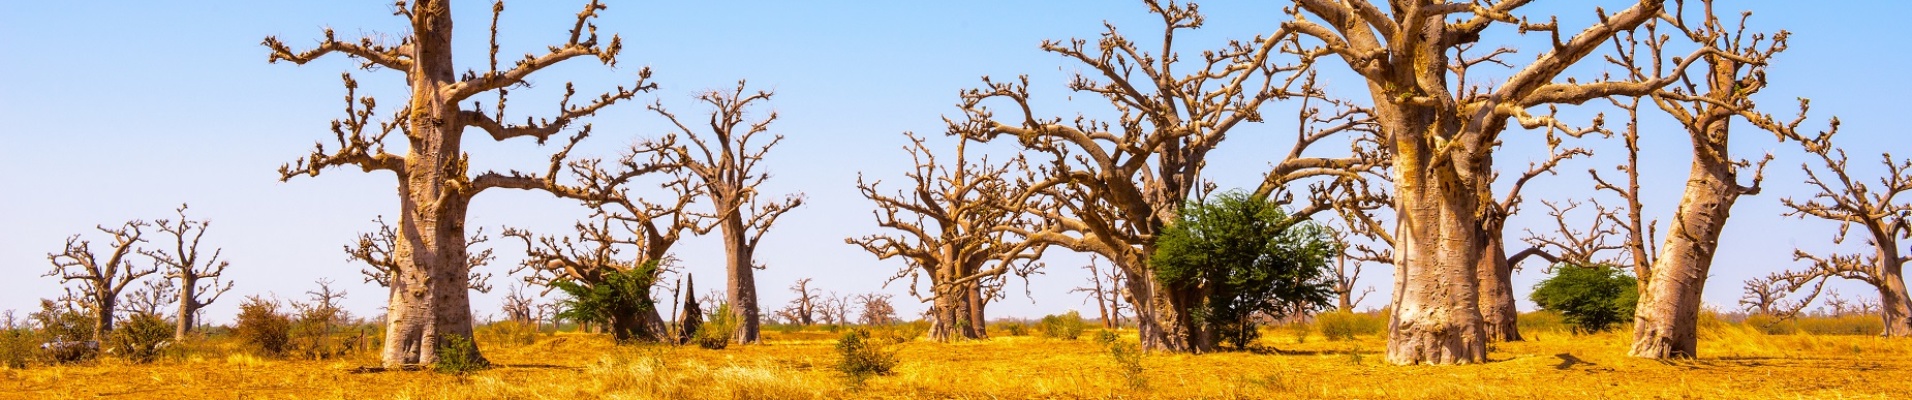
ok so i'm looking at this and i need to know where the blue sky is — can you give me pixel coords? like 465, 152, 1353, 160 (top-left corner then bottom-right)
2, 1, 1907, 324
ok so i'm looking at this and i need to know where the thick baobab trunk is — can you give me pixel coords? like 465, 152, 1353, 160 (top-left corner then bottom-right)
1386, 122, 1489, 364
927, 286, 981, 340
721, 217, 761, 344
379, 16, 483, 365
1479, 234, 1522, 342
175, 280, 197, 340
1125, 266, 1210, 352
92, 295, 115, 341
1629, 159, 1736, 359
1876, 266, 1912, 337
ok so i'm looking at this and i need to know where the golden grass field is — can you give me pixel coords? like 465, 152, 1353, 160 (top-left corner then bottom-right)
3, 320, 1908, 399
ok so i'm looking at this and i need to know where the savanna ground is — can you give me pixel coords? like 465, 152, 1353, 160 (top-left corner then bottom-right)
3, 313, 1906, 399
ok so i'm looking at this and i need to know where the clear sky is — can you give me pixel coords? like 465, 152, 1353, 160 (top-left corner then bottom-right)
2, 1, 1907, 325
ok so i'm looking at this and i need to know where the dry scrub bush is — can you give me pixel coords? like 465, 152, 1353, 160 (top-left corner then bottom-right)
0, 327, 33, 369
106, 313, 172, 363
1039, 311, 1087, 340
696, 302, 738, 350
233, 296, 291, 356
834, 329, 898, 386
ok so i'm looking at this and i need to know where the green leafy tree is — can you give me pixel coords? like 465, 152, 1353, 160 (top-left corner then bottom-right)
1151, 190, 1337, 350
1530, 264, 1639, 333
554, 261, 661, 343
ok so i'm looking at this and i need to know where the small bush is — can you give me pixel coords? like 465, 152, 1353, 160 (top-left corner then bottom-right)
234, 296, 292, 357
30, 299, 95, 364
1, 328, 34, 369
696, 302, 738, 350
106, 313, 173, 364
1316, 310, 1384, 341
1530, 264, 1638, 333
990, 320, 1029, 337
1094, 330, 1147, 391
1039, 311, 1088, 340
835, 329, 898, 385
433, 333, 487, 374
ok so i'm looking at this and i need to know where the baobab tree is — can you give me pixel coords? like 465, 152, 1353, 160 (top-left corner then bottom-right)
776, 278, 822, 327
265, 0, 654, 366
950, 1, 1375, 352
648, 82, 805, 344
1605, 3, 1832, 358
45, 220, 154, 342
140, 204, 233, 340
1771, 148, 1911, 336
1276, 0, 1720, 364
848, 133, 1047, 340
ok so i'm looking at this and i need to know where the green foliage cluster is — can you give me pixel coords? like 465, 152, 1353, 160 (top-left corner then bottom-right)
0, 327, 33, 369
106, 313, 173, 364
834, 329, 898, 386
1094, 330, 1147, 391
1151, 190, 1337, 350
1315, 310, 1385, 341
696, 301, 737, 350
1530, 264, 1639, 333
1038, 311, 1088, 340
554, 261, 661, 343
234, 296, 292, 356
433, 333, 486, 374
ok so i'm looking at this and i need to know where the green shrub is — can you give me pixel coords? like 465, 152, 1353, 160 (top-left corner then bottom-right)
1152, 190, 1338, 350
696, 302, 737, 350
1, 328, 33, 369
234, 296, 292, 357
433, 333, 487, 374
106, 313, 173, 364
1530, 264, 1638, 333
834, 329, 898, 386
1039, 311, 1088, 340
1316, 310, 1384, 341
1094, 330, 1147, 391
29, 299, 95, 364
553, 261, 661, 343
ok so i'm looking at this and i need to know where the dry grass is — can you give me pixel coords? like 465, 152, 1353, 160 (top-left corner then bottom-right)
2, 322, 1907, 399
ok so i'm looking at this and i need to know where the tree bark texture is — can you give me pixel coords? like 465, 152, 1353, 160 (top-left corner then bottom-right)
722, 217, 762, 344
1478, 234, 1521, 342
1628, 159, 1737, 358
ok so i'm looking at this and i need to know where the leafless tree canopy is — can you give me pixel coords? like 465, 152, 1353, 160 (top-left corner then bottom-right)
141, 204, 234, 340
46, 219, 155, 341
849, 133, 1047, 340
1771, 146, 1912, 336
